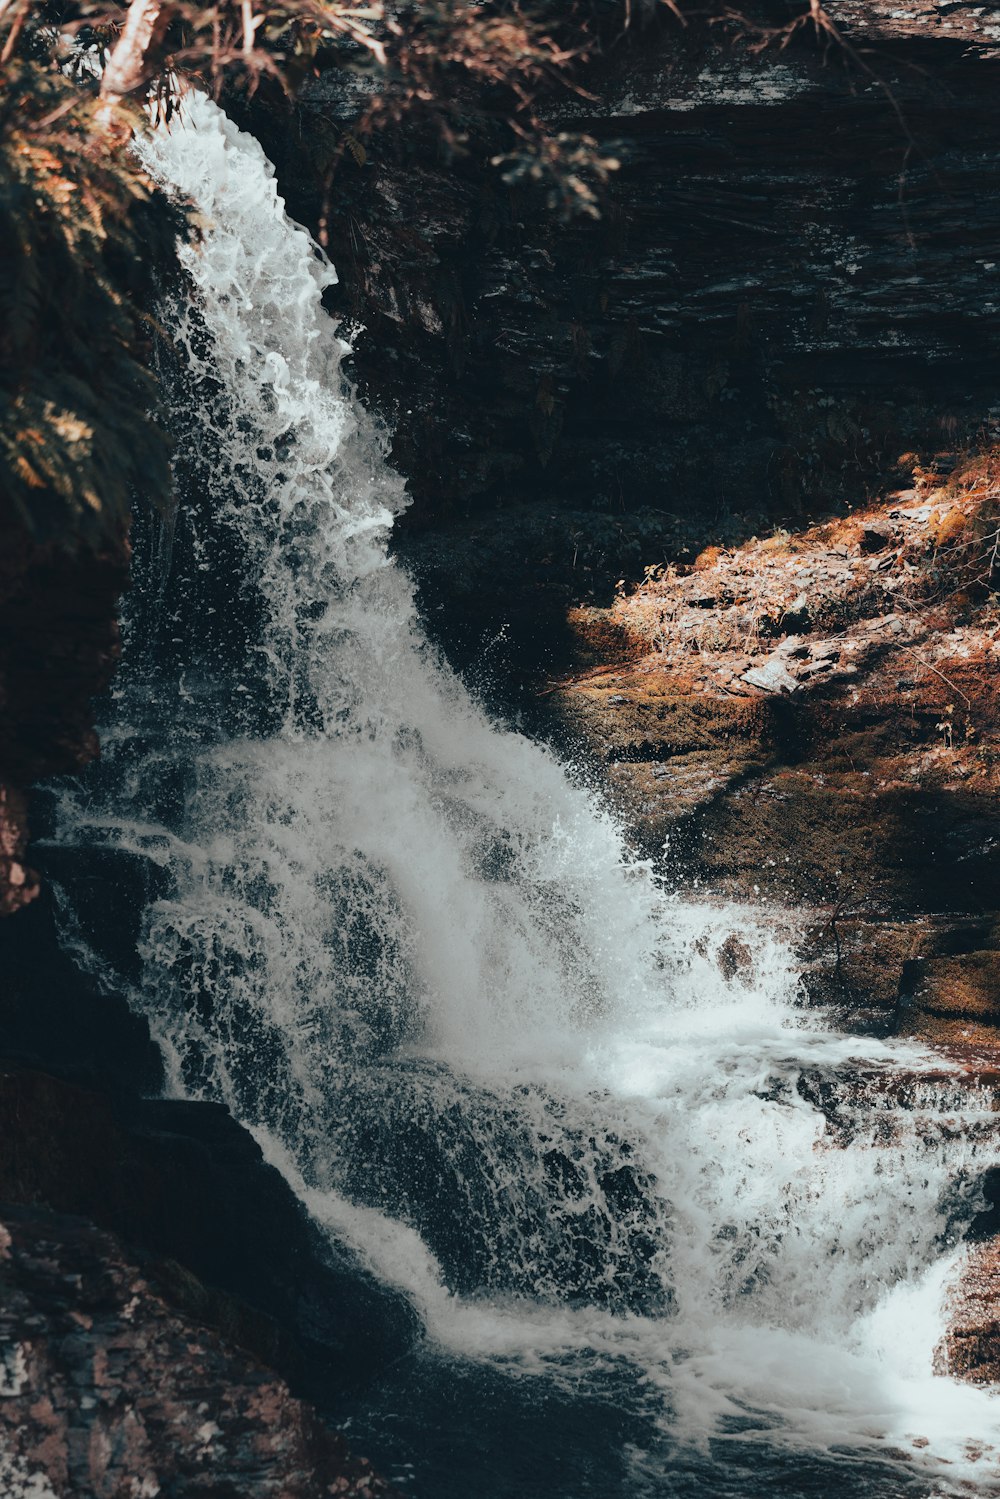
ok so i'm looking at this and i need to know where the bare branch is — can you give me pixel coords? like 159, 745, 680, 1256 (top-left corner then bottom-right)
100, 0, 170, 103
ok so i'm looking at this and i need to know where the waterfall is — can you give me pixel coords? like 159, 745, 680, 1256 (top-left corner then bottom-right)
53, 93, 1000, 1495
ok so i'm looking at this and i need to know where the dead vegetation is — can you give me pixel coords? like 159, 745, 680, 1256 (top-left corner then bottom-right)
544, 446, 1000, 929
597, 446, 1000, 729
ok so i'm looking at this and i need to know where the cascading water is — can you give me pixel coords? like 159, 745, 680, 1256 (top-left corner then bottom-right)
51, 93, 1000, 1496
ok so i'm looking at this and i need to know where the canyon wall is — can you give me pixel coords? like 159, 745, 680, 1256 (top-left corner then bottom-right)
255, 1, 1000, 670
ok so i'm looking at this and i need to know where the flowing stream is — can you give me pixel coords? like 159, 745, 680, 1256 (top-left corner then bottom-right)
52, 94, 1000, 1496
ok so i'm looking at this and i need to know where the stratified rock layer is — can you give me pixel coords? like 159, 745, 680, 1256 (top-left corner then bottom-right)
0, 1203, 395, 1499
243, 1, 1000, 668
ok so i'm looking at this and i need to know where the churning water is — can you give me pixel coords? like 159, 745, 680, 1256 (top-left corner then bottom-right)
52, 94, 1000, 1496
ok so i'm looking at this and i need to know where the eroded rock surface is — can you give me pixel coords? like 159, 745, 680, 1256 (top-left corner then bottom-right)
545, 451, 1000, 1034
0, 525, 127, 915
940, 1237, 1000, 1385
0, 1057, 415, 1398
0, 1203, 395, 1499
237, 1, 1000, 673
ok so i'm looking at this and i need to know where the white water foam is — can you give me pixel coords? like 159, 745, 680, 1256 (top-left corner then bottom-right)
53, 93, 1000, 1492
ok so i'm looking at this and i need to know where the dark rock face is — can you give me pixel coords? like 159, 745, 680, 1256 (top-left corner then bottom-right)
0, 880, 418, 1396
248, 2, 1000, 679
0, 872, 416, 1491
0, 524, 128, 914
910, 951, 1000, 1022
0, 1203, 397, 1499
0, 1064, 417, 1398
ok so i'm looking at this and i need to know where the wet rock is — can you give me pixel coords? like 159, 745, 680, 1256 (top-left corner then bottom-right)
910, 952, 1000, 1021
0, 1065, 417, 1398
0, 1203, 397, 1499
798, 912, 1000, 1031
0, 869, 416, 1489
717, 933, 754, 983
940, 1237, 1000, 1385
797, 1055, 1000, 1151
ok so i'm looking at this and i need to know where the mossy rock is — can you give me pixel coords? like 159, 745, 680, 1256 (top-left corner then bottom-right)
912, 951, 1000, 1021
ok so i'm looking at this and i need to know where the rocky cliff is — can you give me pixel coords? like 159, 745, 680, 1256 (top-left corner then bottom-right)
250, 1, 1000, 680
261, 0, 1000, 1381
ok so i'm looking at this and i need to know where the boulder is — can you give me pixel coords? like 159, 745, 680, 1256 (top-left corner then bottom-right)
910, 952, 1000, 1022
0, 1204, 397, 1499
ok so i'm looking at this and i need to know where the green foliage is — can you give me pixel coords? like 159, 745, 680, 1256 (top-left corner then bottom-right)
0, 42, 181, 548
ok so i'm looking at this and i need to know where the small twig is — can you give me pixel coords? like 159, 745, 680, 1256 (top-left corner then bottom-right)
829, 896, 848, 994
981, 525, 1000, 587
900, 645, 971, 708
0, 0, 29, 67
30, 94, 82, 131
241, 0, 260, 58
